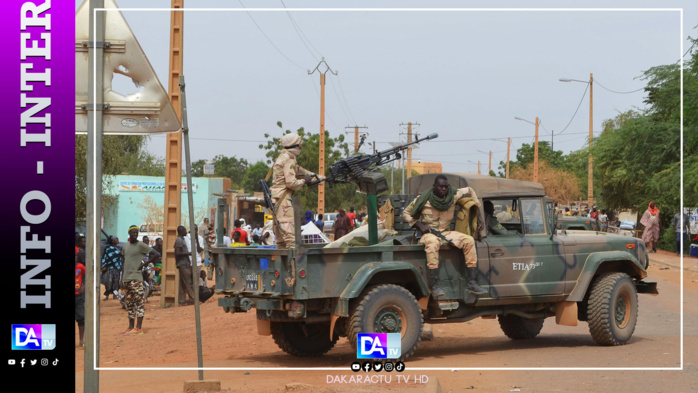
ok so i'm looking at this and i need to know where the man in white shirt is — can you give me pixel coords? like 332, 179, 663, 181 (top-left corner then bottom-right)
222, 227, 232, 248
185, 224, 205, 271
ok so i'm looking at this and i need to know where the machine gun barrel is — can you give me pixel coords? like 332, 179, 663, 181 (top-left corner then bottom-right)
306, 132, 438, 186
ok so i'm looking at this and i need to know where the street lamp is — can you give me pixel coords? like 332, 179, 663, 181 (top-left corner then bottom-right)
559, 73, 593, 206
514, 116, 540, 183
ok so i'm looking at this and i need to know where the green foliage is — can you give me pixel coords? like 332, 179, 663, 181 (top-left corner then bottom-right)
241, 161, 271, 193
75, 134, 161, 221
189, 155, 250, 188
259, 122, 366, 212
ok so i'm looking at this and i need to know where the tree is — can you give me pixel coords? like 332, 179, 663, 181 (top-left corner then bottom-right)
509, 160, 583, 203
260, 122, 366, 212
75, 134, 163, 221
241, 161, 271, 193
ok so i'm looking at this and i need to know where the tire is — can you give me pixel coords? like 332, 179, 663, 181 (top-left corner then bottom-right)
348, 284, 423, 360
497, 315, 545, 340
270, 322, 338, 357
587, 272, 638, 346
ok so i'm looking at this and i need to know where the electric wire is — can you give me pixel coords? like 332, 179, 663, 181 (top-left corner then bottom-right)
280, 0, 323, 61
594, 79, 645, 94
557, 83, 589, 136
238, 0, 306, 71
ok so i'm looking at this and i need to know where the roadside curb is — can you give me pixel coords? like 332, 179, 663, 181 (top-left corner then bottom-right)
649, 254, 698, 272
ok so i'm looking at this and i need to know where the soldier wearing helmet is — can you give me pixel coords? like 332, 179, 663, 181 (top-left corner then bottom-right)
270, 133, 321, 249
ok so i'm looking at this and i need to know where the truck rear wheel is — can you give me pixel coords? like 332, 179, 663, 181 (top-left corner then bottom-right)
348, 284, 423, 360
498, 315, 545, 339
587, 272, 638, 346
270, 322, 338, 357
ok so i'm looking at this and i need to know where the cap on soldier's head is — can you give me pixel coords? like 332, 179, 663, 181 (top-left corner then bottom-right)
280, 133, 302, 148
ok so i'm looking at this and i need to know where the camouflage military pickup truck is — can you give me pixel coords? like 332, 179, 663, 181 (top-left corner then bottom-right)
213, 173, 658, 360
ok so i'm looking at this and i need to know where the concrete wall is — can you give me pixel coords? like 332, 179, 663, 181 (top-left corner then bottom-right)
103, 175, 225, 240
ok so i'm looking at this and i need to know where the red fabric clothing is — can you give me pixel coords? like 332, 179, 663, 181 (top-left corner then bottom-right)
232, 228, 249, 245
75, 262, 86, 295
648, 201, 659, 216
590, 211, 598, 220
347, 212, 356, 227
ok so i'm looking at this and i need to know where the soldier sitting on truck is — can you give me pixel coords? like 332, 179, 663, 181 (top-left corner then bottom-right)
403, 175, 487, 297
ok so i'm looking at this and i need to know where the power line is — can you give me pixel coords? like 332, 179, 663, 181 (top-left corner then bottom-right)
594, 78, 644, 94
238, 0, 305, 70
279, 0, 322, 61
557, 83, 589, 135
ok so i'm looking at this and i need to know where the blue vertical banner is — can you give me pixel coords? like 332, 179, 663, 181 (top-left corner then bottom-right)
0, 0, 75, 389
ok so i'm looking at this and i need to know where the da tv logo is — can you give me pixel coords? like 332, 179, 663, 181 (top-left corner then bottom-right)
11, 325, 56, 350
356, 333, 400, 359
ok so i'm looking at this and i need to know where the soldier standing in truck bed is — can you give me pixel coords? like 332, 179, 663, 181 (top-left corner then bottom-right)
403, 174, 486, 298
270, 133, 319, 249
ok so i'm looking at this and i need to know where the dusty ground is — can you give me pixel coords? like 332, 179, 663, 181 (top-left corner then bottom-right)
76, 251, 698, 392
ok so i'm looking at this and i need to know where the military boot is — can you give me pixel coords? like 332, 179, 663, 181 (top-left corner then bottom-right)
467, 267, 487, 295
428, 269, 446, 299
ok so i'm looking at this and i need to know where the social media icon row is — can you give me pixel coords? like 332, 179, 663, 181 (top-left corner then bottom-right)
8, 358, 57, 367
351, 361, 405, 372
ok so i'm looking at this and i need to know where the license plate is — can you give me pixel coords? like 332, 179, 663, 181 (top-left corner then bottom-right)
245, 274, 261, 291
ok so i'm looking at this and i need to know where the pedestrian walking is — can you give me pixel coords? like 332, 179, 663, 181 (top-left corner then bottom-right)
640, 201, 661, 252
100, 236, 123, 300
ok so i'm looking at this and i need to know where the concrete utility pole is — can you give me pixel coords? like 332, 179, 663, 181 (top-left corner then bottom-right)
309, 58, 337, 214
478, 161, 481, 175
488, 150, 492, 175
161, 0, 184, 308
506, 137, 511, 179
345, 125, 368, 153
534, 116, 539, 183
400, 122, 419, 178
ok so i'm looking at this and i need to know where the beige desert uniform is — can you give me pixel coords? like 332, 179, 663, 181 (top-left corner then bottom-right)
270, 138, 313, 249
402, 187, 480, 269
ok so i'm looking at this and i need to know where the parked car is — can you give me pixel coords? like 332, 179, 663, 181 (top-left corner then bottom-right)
556, 215, 599, 231
315, 212, 338, 234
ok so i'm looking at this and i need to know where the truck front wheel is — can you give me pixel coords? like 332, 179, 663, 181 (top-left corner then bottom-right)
587, 272, 638, 346
348, 284, 424, 360
270, 322, 338, 357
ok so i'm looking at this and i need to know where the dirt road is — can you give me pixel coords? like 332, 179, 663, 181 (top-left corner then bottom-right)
76, 251, 698, 392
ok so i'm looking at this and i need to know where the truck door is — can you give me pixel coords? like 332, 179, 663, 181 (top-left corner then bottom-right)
485, 198, 566, 298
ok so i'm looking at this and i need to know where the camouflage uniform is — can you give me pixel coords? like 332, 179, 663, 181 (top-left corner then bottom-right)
270, 135, 313, 249
403, 187, 480, 269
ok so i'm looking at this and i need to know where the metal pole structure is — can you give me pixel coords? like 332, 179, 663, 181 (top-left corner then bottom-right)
534, 116, 539, 183
161, 0, 184, 308
354, 126, 358, 153
318, 72, 326, 214
179, 75, 204, 380
506, 137, 511, 179
308, 59, 337, 215
367, 194, 378, 245
401, 154, 405, 194
588, 73, 594, 206
391, 160, 394, 194
85, 0, 105, 390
